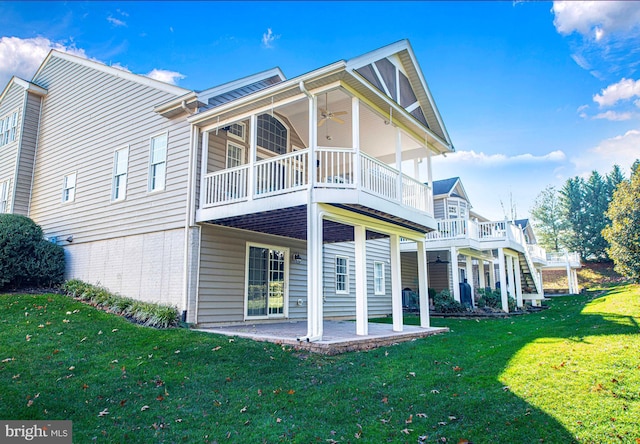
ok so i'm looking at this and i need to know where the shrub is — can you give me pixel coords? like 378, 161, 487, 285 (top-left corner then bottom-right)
477, 288, 518, 312
433, 289, 465, 313
0, 214, 65, 289
62, 279, 179, 328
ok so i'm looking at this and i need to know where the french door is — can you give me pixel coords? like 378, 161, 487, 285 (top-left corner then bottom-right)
245, 244, 288, 319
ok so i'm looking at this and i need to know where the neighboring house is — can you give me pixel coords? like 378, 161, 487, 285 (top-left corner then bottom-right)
401, 177, 581, 311
0, 40, 455, 341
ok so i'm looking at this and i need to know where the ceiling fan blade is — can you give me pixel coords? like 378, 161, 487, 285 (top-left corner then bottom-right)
331, 116, 345, 124
332, 111, 348, 116
318, 118, 326, 127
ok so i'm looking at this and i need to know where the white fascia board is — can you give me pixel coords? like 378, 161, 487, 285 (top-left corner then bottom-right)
188, 61, 346, 125
196, 67, 286, 103
345, 39, 410, 71
0, 76, 48, 104
33, 50, 191, 96
153, 91, 200, 114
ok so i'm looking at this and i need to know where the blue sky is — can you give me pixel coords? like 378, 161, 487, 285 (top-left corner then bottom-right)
1, 1, 639, 220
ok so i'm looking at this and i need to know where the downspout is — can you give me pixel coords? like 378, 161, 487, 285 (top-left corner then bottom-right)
181, 100, 195, 115
298, 81, 312, 100
182, 122, 198, 323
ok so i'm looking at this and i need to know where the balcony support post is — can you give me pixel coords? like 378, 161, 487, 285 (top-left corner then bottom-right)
352, 97, 360, 188
308, 94, 317, 187
354, 224, 368, 336
390, 233, 403, 332
199, 131, 209, 210
417, 239, 430, 328
498, 248, 508, 312
478, 260, 486, 292
514, 255, 523, 308
450, 246, 460, 302
248, 114, 257, 201
507, 254, 516, 310
395, 127, 403, 202
465, 255, 474, 307
303, 202, 323, 341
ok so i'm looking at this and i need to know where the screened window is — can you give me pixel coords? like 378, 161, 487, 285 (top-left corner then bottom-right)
374, 261, 385, 295
226, 142, 244, 168
112, 146, 129, 201
227, 122, 245, 141
0, 180, 9, 213
0, 111, 18, 147
336, 256, 349, 294
62, 173, 76, 203
149, 133, 167, 192
257, 114, 287, 155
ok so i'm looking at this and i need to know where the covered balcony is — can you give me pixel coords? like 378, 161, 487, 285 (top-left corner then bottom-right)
195, 86, 437, 234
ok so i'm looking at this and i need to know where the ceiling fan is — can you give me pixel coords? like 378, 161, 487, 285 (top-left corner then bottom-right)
428, 255, 450, 264
318, 93, 347, 127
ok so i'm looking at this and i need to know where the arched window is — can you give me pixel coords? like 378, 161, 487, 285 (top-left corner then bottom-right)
257, 114, 287, 155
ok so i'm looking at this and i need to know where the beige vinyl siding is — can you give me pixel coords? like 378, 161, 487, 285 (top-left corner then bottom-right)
323, 237, 393, 319
400, 251, 419, 290
13, 92, 42, 215
65, 228, 185, 307
197, 224, 307, 325
29, 55, 191, 243
433, 199, 445, 220
0, 82, 24, 213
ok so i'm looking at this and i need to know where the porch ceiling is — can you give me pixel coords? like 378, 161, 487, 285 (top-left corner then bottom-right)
204, 205, 391, 243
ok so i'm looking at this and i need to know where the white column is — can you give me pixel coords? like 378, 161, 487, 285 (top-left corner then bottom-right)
390, 234, 403, 332
426, 149, 434, 215
565, 251, 574, 294
199, 131, 209, 209
450, 247, 460, 302
465, 255, 474, 307
538, 267, 545, 297
248, 114, 257, 200
417, 239, 430, 328
478, 260, 486, 291
488, 259, 496, 290
507, 255, 516, 306
571, 269, 579, 294
498, 248, 508, 312
513, 255, 523, 308
305, 203, 323, 340
352, 97, 360, 188
354, 225, 368, 336
308, 94, 317, 187
395, 128, 403, 202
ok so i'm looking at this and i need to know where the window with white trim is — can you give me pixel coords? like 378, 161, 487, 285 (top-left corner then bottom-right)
62, 173, 76, 203
226, 142, 245, 168
112, 146, 129, 201
149, 133, 167, 192
257, 114, 288, 155
0, 179, 9, 213
336, 256, 349, 294
227, 122, 245, 141
374, 261, 385, 295
0, 111, 18, 147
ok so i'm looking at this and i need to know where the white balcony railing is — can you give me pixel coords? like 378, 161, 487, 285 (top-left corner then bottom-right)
546, 251, 581, 267
201, 148, 432, 214
527, 244, 547, 263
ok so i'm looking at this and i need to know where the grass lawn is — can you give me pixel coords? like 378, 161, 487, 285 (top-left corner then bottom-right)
1, 285, 639, 443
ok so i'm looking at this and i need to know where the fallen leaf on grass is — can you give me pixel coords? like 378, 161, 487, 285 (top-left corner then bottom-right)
381, 396, 388, 404
276, 418, 281, 423
430, 389, 440, 394
287, 389, 295, 395
63, 319, 70, 323
141, 405, 149, 411
240, 406, 247, 413
212, 346, 222, 351
26, 335, 32, 341
405, 414, 413, 424
408, 372, 416, 377
12, 374, 20, 379
38, 324, 44, 328
400, 428, 413, 435
416, 413, 427, 418
27, 400, 33, 407
98, 408, 109, 417
452, 366, 462, 372
1, 357, 14, 363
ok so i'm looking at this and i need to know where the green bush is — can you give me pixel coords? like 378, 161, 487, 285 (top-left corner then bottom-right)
477, 288, 518, 312
0, 214, 65, 289
62, 279, 179, 328
433, 289, 465, 313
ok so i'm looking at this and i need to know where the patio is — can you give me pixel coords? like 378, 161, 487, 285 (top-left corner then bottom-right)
197, 320, 449, 355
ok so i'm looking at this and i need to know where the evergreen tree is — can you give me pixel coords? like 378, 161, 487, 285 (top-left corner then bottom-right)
530, 185, 566, 252
560, 176, 588, 260
583, 171, 609, 261
603, 162, 640, 281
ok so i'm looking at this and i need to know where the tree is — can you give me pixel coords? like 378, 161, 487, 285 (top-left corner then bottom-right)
583, 171, 609, 261
530, 185, 567, 252
561, 176, 589, 260
603, 162, 640, 281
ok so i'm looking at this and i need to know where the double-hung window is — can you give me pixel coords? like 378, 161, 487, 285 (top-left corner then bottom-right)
62, 173, 77, 203
226, 142, 244, 168
149, 133, 167, 192
336, 256, 349, 294
374, 261, 385, 295
0, 180, 9, 213
0, 111, 18, 147
112, 146, 129, 201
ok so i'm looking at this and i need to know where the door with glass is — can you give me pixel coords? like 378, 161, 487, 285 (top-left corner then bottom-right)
246, 244, 288, 318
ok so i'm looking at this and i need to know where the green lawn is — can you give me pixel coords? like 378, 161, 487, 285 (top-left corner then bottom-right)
1, 286, 639, 443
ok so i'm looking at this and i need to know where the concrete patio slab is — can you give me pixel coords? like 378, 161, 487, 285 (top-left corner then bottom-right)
197, 320, 449, 355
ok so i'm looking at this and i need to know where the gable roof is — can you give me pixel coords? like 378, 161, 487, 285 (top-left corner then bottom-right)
346, 39, 453, 149
32, 50, 191, 97
197, 67, 285, 109
0, 76, 48, 104
432, 176, 471, 204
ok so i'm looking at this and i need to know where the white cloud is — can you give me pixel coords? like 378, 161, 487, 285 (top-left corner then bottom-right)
571, 129, 640, 174
144, 69, 185, 85
552, 1, 640, 38
593, 78, 640, 107
433, 149, 566, 167
592, 110, 633, 121
0, 36, 87, 87
107, 16, 126, 27
262, 28, 279, 49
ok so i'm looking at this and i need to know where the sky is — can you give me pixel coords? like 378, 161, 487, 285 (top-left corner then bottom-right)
1, 1, 639, 220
